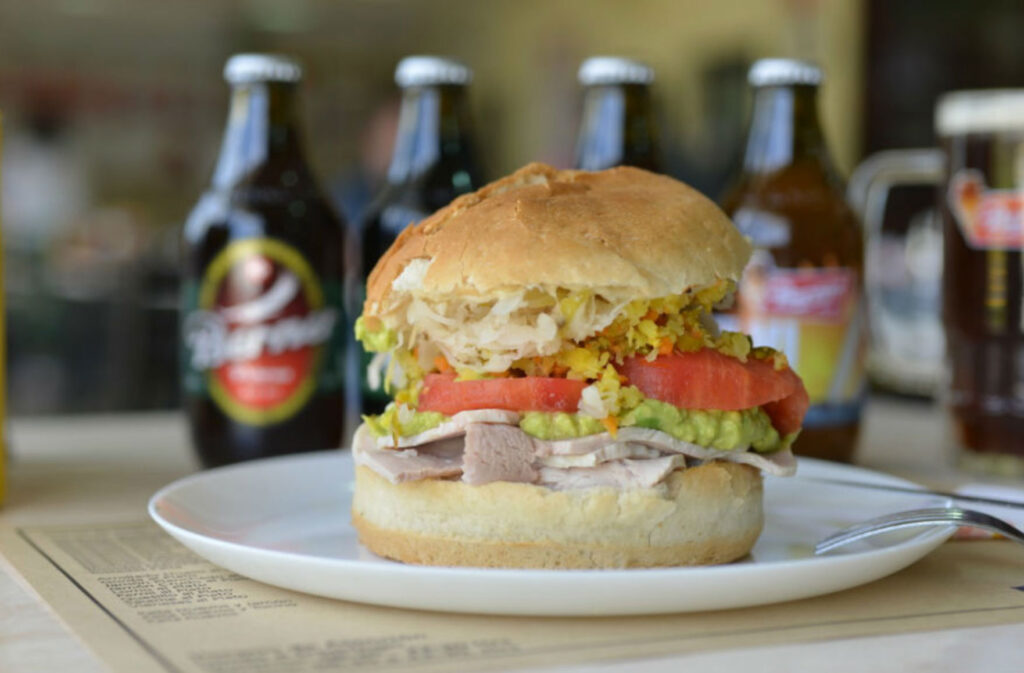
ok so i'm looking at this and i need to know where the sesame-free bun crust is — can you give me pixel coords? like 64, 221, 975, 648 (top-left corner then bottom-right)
364, 163, 751, 317
351, 462, 763, 569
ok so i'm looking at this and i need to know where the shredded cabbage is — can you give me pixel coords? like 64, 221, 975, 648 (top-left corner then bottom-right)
370, 287, 637, 373
359, 279, 753, 378
366, 352, 388, 391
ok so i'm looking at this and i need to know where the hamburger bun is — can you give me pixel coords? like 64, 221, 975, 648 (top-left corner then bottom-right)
351, 163, 793, 571
351, 461, 763, 569
364, 162, 751, 320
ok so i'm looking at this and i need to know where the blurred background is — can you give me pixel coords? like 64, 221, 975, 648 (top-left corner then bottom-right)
1, 0, 1023, 417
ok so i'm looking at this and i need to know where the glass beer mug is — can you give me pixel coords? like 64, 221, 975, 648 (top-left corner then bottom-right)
850, 90, 1024, 476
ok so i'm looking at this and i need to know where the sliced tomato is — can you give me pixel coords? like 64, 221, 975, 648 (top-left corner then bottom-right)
417, 374, 587, 415
619, 349, 808, 434
762, 385, 809, 436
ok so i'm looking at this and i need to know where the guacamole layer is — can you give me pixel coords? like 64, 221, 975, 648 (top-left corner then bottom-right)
365, 396, 790, 453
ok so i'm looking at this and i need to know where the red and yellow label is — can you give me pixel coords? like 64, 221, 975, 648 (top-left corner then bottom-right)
730, 263, 865, 426
949, 169, 1024, 250
184, 239, 338, 426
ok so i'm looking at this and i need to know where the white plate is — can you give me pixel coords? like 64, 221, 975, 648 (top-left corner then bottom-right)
149, 453, 954, 616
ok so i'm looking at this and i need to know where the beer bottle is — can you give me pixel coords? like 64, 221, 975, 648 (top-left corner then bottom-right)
358, 56, 482, 416
720, 59, 865, 462
574, 57, 662, 172
181, 54, 346, 467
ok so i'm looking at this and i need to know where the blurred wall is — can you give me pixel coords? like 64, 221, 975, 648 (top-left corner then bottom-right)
0, 0, 864, 193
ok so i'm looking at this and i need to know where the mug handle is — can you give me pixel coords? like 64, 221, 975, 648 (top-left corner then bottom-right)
847, 149, 945, 395
847, 148, 944, 237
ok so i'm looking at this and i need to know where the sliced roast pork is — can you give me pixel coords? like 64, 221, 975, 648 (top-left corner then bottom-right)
528, 428, 794, 476
538, 455, 687, 490
539, 442, 662, 468
605, 427, 795, 476
368, 409, 521, 449
462, 424, 539, 485
353, 425, 463, 483
353, 411, 796, 488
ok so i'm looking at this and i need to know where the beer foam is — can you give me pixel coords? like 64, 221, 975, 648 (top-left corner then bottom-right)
937, 89, 1024, 135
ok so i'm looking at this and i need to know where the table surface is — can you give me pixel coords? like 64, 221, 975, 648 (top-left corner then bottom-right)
0, 399, 1021, 673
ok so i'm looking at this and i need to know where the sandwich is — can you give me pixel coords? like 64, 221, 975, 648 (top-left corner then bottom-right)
351, 162, 807, 569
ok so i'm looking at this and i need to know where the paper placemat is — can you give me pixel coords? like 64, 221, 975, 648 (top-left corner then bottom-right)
2, 520, 1023, 673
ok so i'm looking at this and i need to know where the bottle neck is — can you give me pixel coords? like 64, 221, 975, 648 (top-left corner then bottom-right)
212, 81, 305, 189
576, 83, 660, 171
387, 84, 473, 184
741, 84, 830, 174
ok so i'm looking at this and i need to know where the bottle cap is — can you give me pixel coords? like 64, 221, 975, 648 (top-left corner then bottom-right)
936, 89, 1024, 135
748, 58, 822, 87
224, 54, 302, 84
578, 57, 655, 86
395, 56, 472, 87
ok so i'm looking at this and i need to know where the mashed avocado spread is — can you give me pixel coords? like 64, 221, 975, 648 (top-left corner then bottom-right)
365, 399, 791, 453
363, 405, 446, 438
521, 400, 784, 452
620, 399, 783, 452
520, 412, 606, 439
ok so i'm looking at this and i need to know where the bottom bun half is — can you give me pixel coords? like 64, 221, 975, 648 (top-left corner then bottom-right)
351, 461, 763, 569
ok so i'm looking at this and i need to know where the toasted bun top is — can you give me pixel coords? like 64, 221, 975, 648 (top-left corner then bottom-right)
364, 163, 751, 318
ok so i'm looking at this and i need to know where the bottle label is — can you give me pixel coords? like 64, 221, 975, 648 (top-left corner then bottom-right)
182, 239, 342, 426
727, 262, 866, 427
949, 169, 1024, 250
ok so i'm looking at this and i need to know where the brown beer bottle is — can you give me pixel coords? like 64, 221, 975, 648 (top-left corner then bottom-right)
181, 54, 346, 467
574, 57, 662, 172
358, 56, 482, 416
721, 59, 865, 462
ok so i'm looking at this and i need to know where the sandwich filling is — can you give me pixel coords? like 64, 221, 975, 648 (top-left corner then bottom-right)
355, 280, 807, 490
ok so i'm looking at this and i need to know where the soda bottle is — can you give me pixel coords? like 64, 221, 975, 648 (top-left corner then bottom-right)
574, 56, 662, 172
358, 56, 482, 416
721, 59, 865, 462
181, 54, 346, 467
